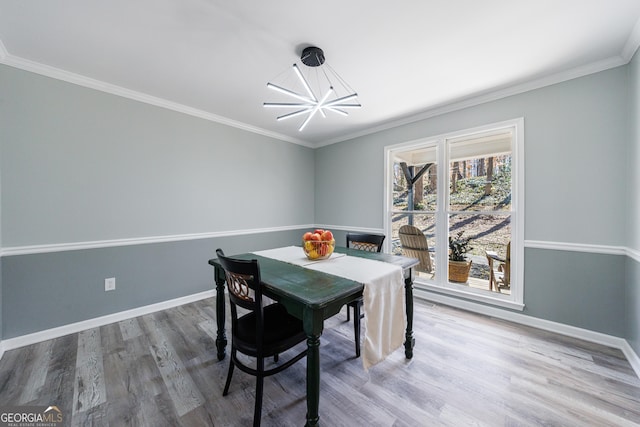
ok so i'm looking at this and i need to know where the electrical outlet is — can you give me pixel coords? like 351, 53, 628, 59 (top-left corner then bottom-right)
105, 277, 116, 291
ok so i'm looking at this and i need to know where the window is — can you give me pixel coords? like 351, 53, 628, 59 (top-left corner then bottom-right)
384, 119, 524, 309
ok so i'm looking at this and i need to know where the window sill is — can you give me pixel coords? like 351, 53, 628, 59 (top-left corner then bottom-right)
413, 280, 525, 311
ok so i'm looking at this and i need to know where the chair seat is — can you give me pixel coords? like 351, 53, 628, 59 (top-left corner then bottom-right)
235, 303, 306, 356
216, 249, 308, 427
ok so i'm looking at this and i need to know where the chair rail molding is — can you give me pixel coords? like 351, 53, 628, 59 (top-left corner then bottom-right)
524, 240, 627, 256
628, 247, 640, 264
1, 229, 634, 259
0, 224, 316, 257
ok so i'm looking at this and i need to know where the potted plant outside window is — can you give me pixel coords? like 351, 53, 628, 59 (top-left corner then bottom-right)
448, 231, 473, 283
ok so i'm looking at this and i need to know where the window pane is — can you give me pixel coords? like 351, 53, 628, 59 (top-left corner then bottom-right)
391, 212, 437, 281
448, 214, 511, 294
449, 149, 512, 212
392, 146, 437, 212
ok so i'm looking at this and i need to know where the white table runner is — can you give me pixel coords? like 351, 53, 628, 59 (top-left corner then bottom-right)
253, 246, 406, 369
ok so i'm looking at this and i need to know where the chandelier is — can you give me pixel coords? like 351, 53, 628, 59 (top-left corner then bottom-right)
263, 46, 361, 131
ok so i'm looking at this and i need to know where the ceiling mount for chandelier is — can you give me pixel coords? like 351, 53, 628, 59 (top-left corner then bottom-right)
263, 46, 361, 132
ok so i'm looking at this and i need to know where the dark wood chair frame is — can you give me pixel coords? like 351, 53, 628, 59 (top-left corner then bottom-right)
216, 249, 307, 427
344, 232, 386, 358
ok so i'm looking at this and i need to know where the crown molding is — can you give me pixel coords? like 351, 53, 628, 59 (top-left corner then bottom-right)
315, 54, 628, 148
0, 36, 636, 150
0, 39, 7, 60
0, 46, 313, 149
623, 16, 640, 61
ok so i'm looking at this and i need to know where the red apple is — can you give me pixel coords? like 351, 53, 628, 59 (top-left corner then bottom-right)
303, 232, 314, 241
320, 230, 333, 241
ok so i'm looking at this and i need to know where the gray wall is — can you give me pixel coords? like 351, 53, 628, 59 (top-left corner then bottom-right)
1, 231, 304, 338
629, 49, 640, 252
316, 66, 630, 337
628, 257, 640, 354
628, 49, 640, 354
0, 65, 315, 338
0, 66, 314, 246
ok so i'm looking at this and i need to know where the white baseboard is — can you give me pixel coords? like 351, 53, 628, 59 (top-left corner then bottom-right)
414, 289, 640, 379
0, 289, 215, 356
1, 286, 639, 381
622, 340, 640, 377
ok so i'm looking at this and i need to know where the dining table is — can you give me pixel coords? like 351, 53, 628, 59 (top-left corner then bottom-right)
208, 245, 419, 427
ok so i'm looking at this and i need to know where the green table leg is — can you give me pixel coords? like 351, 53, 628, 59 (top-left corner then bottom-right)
303, 308, 323, 427
404, 269, 415, 359
305, 333, 321, 427
214, 266, 228, 361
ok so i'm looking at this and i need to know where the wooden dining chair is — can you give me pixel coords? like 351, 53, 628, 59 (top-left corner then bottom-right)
345, 232, 385, 357
216, 248, 307, 427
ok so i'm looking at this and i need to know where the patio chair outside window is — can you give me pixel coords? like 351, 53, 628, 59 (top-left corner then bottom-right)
485, 242, 510, 292
398, 224, 434, 274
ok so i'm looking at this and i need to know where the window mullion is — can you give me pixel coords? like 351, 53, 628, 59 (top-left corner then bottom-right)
436, 139, 448, 282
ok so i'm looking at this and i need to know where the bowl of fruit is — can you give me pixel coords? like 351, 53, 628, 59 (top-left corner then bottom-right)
302, 229, 335, 260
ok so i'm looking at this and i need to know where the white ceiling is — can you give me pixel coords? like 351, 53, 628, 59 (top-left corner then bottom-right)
1, 1, 640, 147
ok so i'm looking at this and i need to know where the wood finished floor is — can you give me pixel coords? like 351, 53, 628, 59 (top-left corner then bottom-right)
0, 298, 639, 426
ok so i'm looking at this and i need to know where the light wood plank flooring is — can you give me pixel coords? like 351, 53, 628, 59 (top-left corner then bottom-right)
1, 298, 639, 426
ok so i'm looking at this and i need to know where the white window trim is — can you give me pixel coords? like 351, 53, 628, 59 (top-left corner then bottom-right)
383, 118, 525, 311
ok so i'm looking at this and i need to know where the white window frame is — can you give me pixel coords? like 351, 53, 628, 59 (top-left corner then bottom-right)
383, 118, 525, 310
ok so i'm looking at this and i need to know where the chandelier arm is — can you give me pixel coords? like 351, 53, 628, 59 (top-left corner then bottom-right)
263, 102, 314, 108
277, 107, 314, 121
266, 83, 315, 103
322, 93, 360, 108
293, 64, 318, 102
325, 103, 361, 108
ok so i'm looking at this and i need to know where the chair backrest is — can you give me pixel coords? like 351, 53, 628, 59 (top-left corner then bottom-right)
216, 248, 265, 341
346, 233, 385, 253
398, 224, 433, 273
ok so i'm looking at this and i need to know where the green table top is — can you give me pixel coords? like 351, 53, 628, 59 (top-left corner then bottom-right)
209, 246, 419, 311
